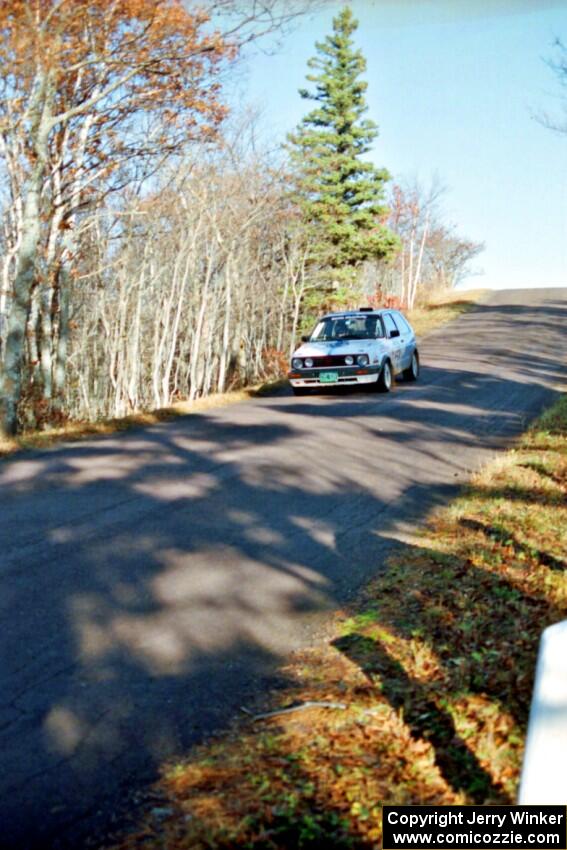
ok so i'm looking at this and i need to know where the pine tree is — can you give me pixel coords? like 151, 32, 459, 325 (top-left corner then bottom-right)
288, 6, 398, 301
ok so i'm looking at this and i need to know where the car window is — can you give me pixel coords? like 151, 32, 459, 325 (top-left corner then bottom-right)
394, 312, 412, 334
382, 313, 399, 338
311, 315, 382, 341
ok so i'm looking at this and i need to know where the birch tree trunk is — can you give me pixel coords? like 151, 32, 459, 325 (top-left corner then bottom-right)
0, 110, 50, 434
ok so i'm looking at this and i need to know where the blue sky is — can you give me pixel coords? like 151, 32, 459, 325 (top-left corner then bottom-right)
236, 0, 567, 289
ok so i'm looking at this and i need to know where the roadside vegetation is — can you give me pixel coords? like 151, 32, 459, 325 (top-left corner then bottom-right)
0, 289, 483, 460
106, 394, 567, 849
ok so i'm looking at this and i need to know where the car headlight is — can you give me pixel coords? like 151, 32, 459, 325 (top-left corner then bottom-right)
344, 355, 354, 366
304, 358, 314, 368
292, 358, 303, 369
357, 354, 369, 366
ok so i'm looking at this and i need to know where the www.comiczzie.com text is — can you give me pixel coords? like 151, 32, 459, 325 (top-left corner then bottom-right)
382, 806, 567, 849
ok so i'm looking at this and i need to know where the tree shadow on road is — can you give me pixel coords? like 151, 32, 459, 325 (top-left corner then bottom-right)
0, 290, 565, 848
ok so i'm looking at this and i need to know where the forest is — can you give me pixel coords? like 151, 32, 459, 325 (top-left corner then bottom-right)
0, 0, 483, 436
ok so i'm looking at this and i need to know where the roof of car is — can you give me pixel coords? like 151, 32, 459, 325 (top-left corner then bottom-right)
320, 309, 393, 319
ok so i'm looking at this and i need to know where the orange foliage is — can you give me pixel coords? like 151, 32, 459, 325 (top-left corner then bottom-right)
0, 0, 234, 146
260, 347, 289, 378
366, 290, 403, 310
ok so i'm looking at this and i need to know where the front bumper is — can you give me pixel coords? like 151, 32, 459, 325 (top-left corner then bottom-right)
287, 365, 381, 388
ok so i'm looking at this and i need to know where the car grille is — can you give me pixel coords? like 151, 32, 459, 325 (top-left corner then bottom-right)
303, 355, 356, 367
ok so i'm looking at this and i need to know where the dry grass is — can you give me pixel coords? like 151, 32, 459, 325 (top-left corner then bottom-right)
407, 289, 487, 337
105, 394, 566, 850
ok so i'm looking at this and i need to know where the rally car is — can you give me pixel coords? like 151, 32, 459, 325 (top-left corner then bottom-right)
288, 308, 419, 396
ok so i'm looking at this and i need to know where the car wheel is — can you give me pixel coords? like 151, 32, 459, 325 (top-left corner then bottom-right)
403, 351, 419, 382
291, 386, 310, 396
377, 360, 393, 393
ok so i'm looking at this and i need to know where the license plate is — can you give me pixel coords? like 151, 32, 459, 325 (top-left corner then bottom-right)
319, 371, 339, 384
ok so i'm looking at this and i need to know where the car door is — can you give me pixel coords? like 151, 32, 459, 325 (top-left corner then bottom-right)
392, 311, 415, 370
382, 313, 404, 374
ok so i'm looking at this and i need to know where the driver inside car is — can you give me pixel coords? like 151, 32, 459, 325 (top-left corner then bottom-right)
364, 317, 378, 338
334, 319, 349, 338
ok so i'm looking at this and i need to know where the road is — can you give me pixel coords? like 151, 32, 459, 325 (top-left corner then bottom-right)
0, 288, 566, 849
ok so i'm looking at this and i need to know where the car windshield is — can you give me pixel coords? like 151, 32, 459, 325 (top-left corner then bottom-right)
310, 316, 382, 341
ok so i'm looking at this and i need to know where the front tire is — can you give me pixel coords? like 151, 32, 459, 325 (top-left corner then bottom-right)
377, 360, 393, 393
403, 351, 419, 382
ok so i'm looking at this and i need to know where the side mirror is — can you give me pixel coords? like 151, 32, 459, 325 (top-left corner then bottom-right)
389, 329, 400, 339
301, 335, 310, 342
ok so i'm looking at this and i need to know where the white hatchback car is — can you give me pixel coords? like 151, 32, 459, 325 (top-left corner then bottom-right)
288, 308, 419, 396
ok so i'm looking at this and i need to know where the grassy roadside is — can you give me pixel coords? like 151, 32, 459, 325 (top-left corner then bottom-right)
407, 288, 486, 337
107, 392, 567, 850
0, 290, 483, 461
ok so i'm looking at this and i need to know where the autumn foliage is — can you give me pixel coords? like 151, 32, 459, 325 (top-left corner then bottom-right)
1, 1, 229, 116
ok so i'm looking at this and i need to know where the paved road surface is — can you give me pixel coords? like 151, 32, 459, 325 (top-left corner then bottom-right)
0, 288, 566, 848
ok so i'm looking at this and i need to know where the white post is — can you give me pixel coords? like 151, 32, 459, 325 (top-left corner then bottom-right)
518, 619, 567, 804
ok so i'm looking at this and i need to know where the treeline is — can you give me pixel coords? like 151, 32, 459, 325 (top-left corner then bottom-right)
370, 180, 483, 308
65, 137, 310, 422
0, 1, 482, 435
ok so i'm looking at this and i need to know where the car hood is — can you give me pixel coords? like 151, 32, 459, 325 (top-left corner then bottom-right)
293, 340, 373, 358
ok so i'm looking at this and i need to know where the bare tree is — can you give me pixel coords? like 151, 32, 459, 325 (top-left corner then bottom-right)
62, 128, 311, 422
537, 38, 567, 134
368, 180, 484, 307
